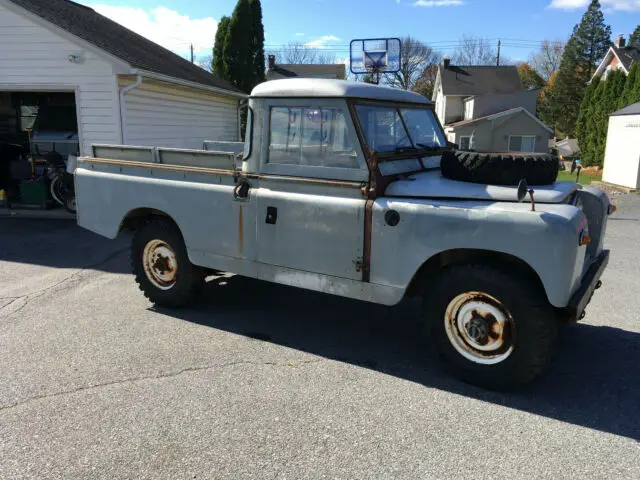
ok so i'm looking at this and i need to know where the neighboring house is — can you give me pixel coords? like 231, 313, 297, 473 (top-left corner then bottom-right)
0, 0, 246, 156
602, 101, 640, 190
432, 58, 551, 153
591, 35, 640, 81
266, 55, 346, 81
551, 137, 580, 157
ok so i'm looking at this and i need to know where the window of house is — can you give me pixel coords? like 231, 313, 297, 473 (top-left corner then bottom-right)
459, 135, 471, 150
508, 135, 536, 152
268, 106, 358, 168
464, 100, 473, 120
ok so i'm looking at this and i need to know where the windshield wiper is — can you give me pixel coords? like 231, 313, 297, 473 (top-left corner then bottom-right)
415, 143, 440, 151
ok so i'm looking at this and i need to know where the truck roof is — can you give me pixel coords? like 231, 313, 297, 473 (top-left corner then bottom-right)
251, 78, 431, 105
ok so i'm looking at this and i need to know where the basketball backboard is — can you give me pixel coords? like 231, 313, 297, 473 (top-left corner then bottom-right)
350, 38, 402, 75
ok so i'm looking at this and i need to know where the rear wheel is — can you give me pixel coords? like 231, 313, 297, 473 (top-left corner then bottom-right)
131, 218, 204, 308
424, 264, 557, 389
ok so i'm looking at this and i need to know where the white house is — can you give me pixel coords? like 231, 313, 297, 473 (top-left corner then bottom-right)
0, 0, 247, 156
602, 102, 640, 190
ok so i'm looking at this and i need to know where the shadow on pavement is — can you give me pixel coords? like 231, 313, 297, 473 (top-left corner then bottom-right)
156, 274, 640, 441
0, 218, 129, 273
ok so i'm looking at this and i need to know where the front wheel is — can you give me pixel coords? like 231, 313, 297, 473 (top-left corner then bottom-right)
424, 264, 557, 390
131, 218, 205, 308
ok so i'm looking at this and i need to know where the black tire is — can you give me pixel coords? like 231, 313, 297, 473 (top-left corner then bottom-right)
131, 217, 204, 308
424, 264, 557, 390
441, 150, 559, 186
64, 195, 76, 214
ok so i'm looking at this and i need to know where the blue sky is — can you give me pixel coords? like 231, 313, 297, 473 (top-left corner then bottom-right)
78, 0, 640, 64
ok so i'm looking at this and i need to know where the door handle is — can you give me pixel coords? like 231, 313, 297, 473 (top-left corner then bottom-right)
265, 206, 277, 225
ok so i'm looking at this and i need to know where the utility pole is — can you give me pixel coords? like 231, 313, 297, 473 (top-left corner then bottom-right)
190, 44, 194, 63
496, 39, 501, 66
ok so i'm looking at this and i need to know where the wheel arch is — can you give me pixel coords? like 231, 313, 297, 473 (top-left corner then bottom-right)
405, 248, 549, 303
119, 207, 180, 234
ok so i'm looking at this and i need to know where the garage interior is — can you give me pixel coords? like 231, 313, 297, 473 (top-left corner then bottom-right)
0, 90, 78, 210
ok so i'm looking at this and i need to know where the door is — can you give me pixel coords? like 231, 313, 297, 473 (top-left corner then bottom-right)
256, 100, 369, 281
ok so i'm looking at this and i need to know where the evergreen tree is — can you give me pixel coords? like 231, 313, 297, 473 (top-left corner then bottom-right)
576, 80, 598, 156
630, 25, 640, 45
583, 80, 605, 166
212, 16, 230, 79
593, 70, 626, 165
223, 0, 265, 93
619, 63, 640, 109
545, 0, 611, 136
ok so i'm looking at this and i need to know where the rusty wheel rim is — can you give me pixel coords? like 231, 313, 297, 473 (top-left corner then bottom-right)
143, 239, 178, 290
444, 292, 514, 365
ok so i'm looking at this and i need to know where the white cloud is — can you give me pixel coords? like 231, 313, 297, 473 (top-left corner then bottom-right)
295, 33, 305, 36
549, 0, 640, 11
304, 35, 342, 48
412, 0, 464, 6
83, 3, 218, 55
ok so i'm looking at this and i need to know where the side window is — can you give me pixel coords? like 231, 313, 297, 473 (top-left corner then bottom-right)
268, 106, 358, 168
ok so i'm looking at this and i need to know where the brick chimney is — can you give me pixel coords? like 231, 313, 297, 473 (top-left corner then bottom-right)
615, 34, 626, 48
268, 55, 276, 69
442, 56, 451, 69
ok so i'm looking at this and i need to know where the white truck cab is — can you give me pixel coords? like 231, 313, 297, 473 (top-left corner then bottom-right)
75, 79, 612, 389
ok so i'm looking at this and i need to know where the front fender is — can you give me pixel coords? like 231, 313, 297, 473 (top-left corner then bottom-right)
370, 198, 586, 308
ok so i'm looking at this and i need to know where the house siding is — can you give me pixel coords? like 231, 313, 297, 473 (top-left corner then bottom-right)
471, 90, 538, 118
120, 77, 239, 149
444, 96, 464, 124
450, 111, 551, 153
0, 2, 121, 154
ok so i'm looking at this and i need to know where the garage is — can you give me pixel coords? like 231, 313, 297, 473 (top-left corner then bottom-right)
602, 101, 640, 190
0, 0, 246, 212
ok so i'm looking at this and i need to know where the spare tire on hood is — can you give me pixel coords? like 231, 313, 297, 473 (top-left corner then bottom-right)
440, 150, 559, 186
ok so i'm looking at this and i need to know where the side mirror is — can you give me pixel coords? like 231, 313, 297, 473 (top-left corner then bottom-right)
517, 178, 528, 203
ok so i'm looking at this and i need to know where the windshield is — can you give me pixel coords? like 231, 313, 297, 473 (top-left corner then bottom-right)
355, 105, 446, 154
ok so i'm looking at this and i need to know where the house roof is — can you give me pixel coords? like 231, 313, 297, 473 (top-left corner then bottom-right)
7, 0, 243, 95
251, 78, 431, 104
612, 45, 640, 72
438, 65, 523, 96
445, 107, 553, 134
267, 64, 346, 81
592, 44, 640, 80
611, 101, 640, 117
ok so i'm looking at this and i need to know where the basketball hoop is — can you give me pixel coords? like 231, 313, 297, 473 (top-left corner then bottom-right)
350, 38, 402, 85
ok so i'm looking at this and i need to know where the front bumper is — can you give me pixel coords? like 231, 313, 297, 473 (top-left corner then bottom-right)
565, 250, 610, 322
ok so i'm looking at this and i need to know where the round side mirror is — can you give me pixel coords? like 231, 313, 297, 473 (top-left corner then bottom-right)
517, 178, 528, 203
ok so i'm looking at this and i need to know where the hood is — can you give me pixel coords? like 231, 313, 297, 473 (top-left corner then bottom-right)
384, 170, 580, 204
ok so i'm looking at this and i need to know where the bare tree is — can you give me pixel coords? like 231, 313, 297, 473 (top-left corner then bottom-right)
266, 42, 336, 64
452, 35, 497, 66
386, 36, 441, 91
528, 40, 565, 81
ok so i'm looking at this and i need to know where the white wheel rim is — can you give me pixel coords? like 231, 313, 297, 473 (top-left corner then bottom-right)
143, 239, 178, 290
444, 292, 514, 365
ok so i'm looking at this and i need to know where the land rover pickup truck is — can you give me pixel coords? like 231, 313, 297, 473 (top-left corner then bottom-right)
75, 79, 613, 389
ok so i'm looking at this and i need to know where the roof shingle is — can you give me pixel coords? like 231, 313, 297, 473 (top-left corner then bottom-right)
612, 45, 640, 72
8, 0, 243, 94
439, 65, 523, 96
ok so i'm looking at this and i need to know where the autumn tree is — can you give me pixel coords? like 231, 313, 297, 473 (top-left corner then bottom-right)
452, 35, 497, 65
266, 42, 335, 65
528, 40, 564, 81
413, 64, 439, 99
545, 0, 611, 135
518, 62, 545, 90
386, 36, 441, 91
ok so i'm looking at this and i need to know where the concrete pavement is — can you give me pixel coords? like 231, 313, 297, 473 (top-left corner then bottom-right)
0, 200, 638, 479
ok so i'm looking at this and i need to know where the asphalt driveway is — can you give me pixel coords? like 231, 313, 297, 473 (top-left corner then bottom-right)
0, 197, 638, 479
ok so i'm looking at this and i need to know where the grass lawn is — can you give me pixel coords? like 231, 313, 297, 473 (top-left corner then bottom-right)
557, 170, 600, 186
